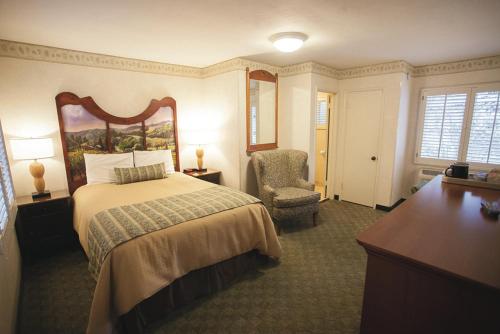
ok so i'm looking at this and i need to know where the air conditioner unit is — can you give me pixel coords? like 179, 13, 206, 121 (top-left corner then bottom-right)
411, 168, 443, 194
418, 168, 443, 181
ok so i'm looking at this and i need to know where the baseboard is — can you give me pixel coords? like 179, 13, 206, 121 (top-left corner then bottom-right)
375, 198, 405, 212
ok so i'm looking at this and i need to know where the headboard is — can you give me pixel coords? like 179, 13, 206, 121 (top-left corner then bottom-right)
55, 92, 179, 194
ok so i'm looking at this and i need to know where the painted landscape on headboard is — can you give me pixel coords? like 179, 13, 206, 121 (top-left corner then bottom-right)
145, 106, 177, 163
56, 92, 179, 193
110, 122, 144, 152
61, 104, 107, 183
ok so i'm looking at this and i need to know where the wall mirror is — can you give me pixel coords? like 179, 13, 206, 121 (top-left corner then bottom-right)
246, 68, 278, 152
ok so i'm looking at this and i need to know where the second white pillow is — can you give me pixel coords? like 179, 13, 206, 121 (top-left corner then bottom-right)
134, 150, 175, 174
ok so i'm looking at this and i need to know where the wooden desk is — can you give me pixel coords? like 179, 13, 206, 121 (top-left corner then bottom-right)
357, 176, 500, 334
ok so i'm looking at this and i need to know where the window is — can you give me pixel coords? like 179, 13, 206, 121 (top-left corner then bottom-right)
415, 84, 500, 167
316, 99, 328, 127
0, 121, 15, 236
466, 91, 500, 164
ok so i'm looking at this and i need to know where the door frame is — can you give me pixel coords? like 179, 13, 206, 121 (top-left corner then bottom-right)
339, 88, 384, 208
312, 89, 338, 200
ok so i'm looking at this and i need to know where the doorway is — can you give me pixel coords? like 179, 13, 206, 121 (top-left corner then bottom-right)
315, 92, 334, 200
341, 90, 382, 207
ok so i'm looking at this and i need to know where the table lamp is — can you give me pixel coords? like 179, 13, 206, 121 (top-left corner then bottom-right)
193, 144, 206, 172
10, 138, 54, 199
188, 131, 210, 172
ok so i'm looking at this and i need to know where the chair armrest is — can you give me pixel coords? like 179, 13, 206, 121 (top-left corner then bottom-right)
296, 179, 315, 191
261, 184, 277, 208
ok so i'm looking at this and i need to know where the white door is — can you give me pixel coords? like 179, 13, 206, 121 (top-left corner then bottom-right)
341, 90, 382, 207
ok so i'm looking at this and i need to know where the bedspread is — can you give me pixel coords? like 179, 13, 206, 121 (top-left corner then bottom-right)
72, 173, 282, 334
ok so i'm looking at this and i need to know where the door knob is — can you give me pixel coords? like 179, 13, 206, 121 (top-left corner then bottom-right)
371, 156, 377, 161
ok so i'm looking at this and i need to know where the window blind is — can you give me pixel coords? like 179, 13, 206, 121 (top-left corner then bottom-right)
419, 93, 467, 160
0, 122, 14, 234
466, 91, 500, 164
0, 188, 7, 234
316, 99, 328, 126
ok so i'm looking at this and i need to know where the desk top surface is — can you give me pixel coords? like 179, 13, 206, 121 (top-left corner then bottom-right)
357, 176, 500, 291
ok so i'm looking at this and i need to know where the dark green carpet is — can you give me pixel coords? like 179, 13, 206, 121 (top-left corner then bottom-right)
18, 200, 384, 334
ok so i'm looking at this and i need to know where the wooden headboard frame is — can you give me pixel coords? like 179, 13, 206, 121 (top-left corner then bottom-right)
55, 92, 180, 194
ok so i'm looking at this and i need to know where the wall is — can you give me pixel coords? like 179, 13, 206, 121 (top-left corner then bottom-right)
3, 53, 497, 203
0, 209, 21, 334
0, 57, 208, 195
391, 75, 412, 202
402, 68, 500, 197
278, 73, 313, 154
201, 70, 241, 189
0, 57, 246, 334
265, 72, 339, 186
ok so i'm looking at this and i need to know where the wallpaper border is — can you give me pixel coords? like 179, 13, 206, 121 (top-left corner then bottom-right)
412, 55, 500, 77
1, 39, 499, 80
336, 61, 413, 79
0, 39, 202, 78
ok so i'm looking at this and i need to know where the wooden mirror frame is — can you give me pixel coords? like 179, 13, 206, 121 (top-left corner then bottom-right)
246, 68, 278, 152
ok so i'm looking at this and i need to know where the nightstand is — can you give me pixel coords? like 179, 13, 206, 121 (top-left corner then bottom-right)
183, 169, 221, 185
15, 189, 76, 262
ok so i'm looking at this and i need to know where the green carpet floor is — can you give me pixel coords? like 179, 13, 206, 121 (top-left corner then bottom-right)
18, 200, 384, 334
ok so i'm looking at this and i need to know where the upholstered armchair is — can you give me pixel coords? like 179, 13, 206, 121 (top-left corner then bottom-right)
251, 149, 320, 234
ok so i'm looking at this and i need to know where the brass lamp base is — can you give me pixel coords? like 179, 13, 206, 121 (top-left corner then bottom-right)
196, 147, 204, 171
29, 160, 49, 198
32, 191, 51, 200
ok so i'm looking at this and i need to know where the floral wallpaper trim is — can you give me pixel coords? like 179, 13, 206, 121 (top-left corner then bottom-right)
0, 39, 202, 77
412, 55, 500, 77
1, 39, 499, 80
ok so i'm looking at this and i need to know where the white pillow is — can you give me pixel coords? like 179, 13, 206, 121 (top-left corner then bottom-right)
84, 152, 134, 184
134, 150, 175, 174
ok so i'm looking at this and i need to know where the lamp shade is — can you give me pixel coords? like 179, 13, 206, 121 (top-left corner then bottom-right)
186, 130, 215, 146
10, 138, 55, 160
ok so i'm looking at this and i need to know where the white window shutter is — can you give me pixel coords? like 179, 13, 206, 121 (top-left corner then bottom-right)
420, 93, 467, 160
316, 99, 328, 126
0, 122, 14, 233
466, 91, 500, 164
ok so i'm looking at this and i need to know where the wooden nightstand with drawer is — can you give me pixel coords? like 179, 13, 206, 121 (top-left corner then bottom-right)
183, 169, 221, 185
15, 190, 76, 262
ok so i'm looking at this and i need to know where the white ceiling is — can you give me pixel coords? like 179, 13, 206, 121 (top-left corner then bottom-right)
1, 0, 499, 69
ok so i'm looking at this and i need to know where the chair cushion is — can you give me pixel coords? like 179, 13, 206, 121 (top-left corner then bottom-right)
273, 187, 320, 208
273, 203, 319, 220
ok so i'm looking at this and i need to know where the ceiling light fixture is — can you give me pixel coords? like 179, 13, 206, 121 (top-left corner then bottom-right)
270, 32, 308, 53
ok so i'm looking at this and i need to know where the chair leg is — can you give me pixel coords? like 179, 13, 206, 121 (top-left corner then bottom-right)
313, 212, 318, 227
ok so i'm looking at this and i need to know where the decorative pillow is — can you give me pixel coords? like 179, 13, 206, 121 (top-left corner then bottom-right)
84, 152, 134, 184
114, 163, 166, 185
134, 150, 175, 174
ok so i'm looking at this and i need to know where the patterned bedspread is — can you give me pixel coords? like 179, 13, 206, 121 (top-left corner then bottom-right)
87, 186, 261, 279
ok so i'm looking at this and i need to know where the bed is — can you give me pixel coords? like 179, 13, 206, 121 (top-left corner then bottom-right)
55, 92, 282, 334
